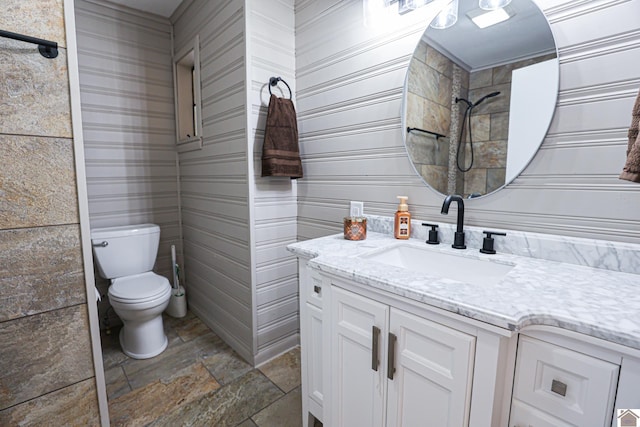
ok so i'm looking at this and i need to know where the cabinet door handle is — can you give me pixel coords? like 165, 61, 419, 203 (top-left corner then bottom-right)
371, 326, 380, 371
551, 379, 567, 397
387, 332, 397, 380
313, 285, 321, 295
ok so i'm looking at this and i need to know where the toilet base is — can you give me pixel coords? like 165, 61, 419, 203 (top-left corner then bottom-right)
119, 327, 168, 359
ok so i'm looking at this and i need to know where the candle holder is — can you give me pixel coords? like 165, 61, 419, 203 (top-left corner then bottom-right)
344, 217, 367, 240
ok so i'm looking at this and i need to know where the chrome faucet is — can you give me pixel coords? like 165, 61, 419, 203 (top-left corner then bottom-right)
441, 195, 466, 249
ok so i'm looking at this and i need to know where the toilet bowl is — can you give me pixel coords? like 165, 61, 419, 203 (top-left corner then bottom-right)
109, 272, 171, 359
91, 224, 172, 359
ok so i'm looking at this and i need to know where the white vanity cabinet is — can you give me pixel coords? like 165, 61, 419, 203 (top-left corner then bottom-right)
292, 240, 640, 427
330, 285, 476, 427
299, 259, 325, 427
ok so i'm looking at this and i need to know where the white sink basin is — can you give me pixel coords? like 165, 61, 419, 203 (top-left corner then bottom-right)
360, 245, 514, 286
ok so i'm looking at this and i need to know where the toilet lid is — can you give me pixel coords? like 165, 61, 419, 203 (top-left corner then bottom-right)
109, 272, 171, 303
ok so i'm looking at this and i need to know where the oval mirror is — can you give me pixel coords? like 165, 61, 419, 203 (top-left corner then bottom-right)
402, 0, 558, 198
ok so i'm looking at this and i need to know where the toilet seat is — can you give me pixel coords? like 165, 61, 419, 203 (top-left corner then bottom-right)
109, 272, 171, 304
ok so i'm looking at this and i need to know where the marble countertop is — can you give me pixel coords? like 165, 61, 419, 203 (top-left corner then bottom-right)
288, 232, 640, 350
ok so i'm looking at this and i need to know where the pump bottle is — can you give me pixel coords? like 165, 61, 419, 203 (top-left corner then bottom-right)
394, 196, 411, 239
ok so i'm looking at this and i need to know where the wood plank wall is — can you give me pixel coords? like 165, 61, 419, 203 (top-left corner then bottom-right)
75, 0, 180, 326
172, 0, 299, 364
294, 0, 640, 244
172, 0, 255, 362
74, 0, 639, 367
247, 0, 299, 364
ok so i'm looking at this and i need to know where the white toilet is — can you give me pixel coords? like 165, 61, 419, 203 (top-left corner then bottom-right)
91, 224, 172, 359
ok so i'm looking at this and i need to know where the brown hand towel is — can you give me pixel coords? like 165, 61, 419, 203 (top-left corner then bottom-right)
262, 94, 303, 179
620, 88, 640, 182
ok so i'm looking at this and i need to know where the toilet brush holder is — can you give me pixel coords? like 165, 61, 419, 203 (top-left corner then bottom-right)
166, 286, 187, 318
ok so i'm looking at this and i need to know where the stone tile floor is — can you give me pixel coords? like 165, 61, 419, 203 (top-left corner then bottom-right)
101, 311, 307, 427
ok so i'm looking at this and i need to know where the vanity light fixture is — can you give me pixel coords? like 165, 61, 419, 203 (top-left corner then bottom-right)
398, 0, 431, 13
468, 6, 513, 28
478, 0, 511, 10
370, 0, 456, 26
430, 0, 458, 29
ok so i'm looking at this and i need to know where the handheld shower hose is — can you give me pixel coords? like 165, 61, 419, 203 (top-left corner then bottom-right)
455, 92, 500, 172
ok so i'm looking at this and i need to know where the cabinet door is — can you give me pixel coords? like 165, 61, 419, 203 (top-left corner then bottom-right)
386, 308, 476, 427
331, 286, 389, 427
306, 303, 324, 413
300, 261, 322, 427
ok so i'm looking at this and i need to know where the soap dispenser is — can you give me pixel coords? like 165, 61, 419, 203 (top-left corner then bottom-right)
394, 196, 411, 239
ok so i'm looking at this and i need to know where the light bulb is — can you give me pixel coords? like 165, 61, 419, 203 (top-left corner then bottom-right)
430, 0, 458, 29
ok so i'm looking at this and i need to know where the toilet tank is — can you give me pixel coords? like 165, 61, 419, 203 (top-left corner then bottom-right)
91, 224, 161, 279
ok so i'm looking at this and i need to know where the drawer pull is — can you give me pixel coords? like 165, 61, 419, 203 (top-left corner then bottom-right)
551, 379, 567, 397
313, 285, 321, 295
371, 326, 381, 371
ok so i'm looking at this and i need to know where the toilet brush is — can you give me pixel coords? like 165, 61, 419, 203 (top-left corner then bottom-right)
173, 265, 183, 296
167, 245, 187, 317
171, 245, 178, 290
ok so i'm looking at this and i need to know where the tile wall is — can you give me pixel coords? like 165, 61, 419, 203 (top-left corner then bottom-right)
407, 38, 556, 196
0, 0, 100, 424
405, 42, 467, 194
465, 53, 557, 195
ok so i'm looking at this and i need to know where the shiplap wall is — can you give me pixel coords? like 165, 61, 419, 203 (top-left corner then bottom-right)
172, 0, 297, 365
74, 0, 638, 365
295, 0, 640, 245
172, 0, 255, 362
75, 0, 180, 324
247, 0, 299, 364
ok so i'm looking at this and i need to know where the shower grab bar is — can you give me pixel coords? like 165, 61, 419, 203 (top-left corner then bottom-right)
0, 29, 58, 59
407, 127, 446, 140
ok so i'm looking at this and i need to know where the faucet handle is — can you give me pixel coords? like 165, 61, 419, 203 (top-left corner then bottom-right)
421, 223, 440, 245
480, 231, 506, 254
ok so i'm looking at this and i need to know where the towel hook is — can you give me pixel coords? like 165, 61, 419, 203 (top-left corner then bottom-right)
268, 76, 292, 99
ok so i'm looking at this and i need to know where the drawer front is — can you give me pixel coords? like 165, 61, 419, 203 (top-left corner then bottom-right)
301, 262, 322, 308
306, 275, 323, 308
510, 399, 573, 427
513, 336, 619, 426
